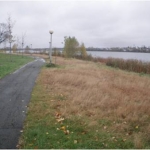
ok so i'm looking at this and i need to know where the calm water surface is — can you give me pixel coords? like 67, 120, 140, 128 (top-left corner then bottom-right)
87, 51, 150, 62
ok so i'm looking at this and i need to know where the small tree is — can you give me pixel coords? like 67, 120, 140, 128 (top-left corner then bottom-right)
12, 43, 17, 53
16, 37, 21, 54
7, 15, 15, 62
63, 36, 79, 57
25, 45, 30, 53
79, 43, 87, 58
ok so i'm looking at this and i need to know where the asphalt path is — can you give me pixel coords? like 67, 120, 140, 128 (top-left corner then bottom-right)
0, 57, 45, 149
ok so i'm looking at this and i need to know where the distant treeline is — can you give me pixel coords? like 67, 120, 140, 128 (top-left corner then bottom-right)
86, 46, 150, 53
1, 46, 150, 53
32, 46, 150, 53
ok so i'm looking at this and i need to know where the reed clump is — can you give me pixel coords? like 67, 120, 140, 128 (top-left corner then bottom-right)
105, 58, 150, 74
74, 54, 150, 74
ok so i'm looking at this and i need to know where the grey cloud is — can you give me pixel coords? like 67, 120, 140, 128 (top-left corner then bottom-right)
0, 1, 150, 48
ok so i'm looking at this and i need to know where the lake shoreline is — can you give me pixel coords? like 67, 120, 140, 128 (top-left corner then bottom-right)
87, 50, 150, 53
87, 51, 150, 62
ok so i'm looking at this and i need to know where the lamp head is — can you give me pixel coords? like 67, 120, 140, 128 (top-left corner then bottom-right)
49, 30, 53, 34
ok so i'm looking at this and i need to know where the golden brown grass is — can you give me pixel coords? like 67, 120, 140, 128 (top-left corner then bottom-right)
26, 55, 150, 147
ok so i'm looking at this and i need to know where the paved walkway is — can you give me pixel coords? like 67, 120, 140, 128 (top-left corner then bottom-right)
0, 58, 45, 148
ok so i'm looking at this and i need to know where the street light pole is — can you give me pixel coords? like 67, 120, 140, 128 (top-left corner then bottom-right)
9, 40, 12, 61
49, 30, 53, 64
22, 35, 24, 58
22, 41, 24, 58
21, 33, 25, 58
30, 44, 32, 56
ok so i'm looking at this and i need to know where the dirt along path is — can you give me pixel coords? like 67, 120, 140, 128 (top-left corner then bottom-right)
0, 57, 45, 149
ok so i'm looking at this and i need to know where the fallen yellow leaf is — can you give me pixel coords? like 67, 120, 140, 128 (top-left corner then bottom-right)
123, 139, 126, 142
57, 118, 64, 122
60, 126, 66, 131
74, 140, 78, 144
135, 126, 139, 129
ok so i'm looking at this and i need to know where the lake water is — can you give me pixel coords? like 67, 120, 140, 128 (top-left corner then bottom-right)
87, 51, 150, 62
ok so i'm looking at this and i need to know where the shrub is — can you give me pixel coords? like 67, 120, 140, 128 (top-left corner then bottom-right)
46, 63, 58, 68
105, 58, 150, 74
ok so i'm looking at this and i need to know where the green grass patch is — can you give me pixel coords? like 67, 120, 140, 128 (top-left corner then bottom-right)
0, 53, 33, 79
20, 115, 134, 149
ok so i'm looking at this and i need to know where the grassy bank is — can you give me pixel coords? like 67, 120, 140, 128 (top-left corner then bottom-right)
0, 53, 33, 79
18, 56, 150, 149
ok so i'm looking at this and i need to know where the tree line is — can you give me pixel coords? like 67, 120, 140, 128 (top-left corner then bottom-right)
87, 46, 150, 53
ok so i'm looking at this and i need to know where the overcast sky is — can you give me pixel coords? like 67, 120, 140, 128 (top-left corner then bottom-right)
0, 0, 150, 48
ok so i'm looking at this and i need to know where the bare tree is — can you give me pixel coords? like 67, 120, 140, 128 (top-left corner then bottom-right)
6, 14, 15, 61
0, 23, 9, 44
16, 36, 23, 55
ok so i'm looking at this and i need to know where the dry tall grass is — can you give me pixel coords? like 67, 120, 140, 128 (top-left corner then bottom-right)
36, 56, 150, 147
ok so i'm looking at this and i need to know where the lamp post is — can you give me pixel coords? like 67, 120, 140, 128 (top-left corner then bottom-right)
30, 44, 32, 56
22, 41, 24, 58
49, 30, 53, 64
